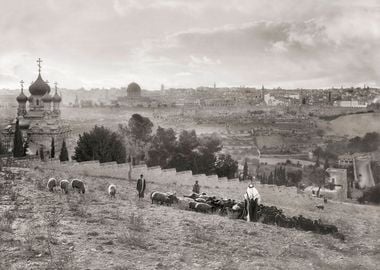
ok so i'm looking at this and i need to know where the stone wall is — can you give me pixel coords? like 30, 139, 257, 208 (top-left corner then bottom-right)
40, 159, 247, 190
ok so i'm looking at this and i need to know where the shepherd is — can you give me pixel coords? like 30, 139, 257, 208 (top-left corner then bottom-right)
137, 174, 146, 200
244, 183, 261, 222
192, 180, 200, 194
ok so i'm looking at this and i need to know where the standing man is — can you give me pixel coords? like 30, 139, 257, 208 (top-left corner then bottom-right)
137, 174, 146, 200
244, 183, 261, 222
192, 180, 200, 194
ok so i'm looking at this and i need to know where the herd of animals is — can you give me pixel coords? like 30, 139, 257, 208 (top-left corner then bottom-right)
46, 178, 344, 240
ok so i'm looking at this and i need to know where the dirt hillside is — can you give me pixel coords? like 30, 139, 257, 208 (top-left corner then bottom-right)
1, 167, 379, 270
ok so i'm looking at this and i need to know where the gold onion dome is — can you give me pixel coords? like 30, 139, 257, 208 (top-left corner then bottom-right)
29, 74, 51, 96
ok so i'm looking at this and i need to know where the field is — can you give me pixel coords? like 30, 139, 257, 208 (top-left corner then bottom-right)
317, 113, 380, 138
1, 166, 379, 270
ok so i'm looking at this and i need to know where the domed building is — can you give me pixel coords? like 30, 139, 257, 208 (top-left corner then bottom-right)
116, 82, 159, 108
1, 59, 71, 156
126, 82, 141, 98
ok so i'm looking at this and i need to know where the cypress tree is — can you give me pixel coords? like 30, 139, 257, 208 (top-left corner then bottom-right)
59, 139, 69, 161
50, 137, 55, 158
39, 146, 45, 161
243, 159, 248, 180
324, 158, 330, 170
12, 119, 24, 157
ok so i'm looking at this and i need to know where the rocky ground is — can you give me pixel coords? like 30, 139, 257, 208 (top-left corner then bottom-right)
1, 167, 379, 270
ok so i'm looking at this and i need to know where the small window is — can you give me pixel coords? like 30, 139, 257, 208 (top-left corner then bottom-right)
36, 99, 39, 106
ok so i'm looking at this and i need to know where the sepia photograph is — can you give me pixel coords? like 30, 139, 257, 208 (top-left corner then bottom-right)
0, 0, 379, 269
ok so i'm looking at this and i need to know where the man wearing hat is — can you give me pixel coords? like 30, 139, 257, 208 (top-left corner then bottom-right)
244, 183, 261, 222
137, 174, 146, 200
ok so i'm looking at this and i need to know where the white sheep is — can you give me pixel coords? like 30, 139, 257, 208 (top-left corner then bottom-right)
47, 178, 57, 192
108, 184, 116, 198
60, 179, 70, 194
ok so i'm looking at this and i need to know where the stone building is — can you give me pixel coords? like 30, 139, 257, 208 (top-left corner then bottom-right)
116, 82, 159, 107
1, 59, 71, 156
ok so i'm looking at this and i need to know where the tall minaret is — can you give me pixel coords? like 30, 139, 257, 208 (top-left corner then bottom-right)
52, 82, 62, 115
16, 80, 28, 116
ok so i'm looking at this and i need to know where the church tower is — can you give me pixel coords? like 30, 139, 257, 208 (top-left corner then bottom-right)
52, 82, 62, 115
28, 58, 51, 113
42, 81, 53, 114
16, 80, 27, 116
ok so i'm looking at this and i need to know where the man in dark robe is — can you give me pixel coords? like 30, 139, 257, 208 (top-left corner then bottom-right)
137, 174, 146, 199
192, 180, 200, 194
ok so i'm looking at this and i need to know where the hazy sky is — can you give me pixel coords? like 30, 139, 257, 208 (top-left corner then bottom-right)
0, 0, 379, 90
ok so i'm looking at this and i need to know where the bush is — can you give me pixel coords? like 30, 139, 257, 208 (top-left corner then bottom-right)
360, 184, 380, 204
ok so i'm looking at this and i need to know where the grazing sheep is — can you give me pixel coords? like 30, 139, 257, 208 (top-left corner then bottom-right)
108, 184, 116, 198
71, 179, 85, 194
193, 202, 213, 213
47, 178, 57, 192
60, 179, 70, 194
151, 191, 178, 206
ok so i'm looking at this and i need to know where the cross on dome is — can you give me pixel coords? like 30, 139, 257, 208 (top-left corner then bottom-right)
37, 58, 43, 74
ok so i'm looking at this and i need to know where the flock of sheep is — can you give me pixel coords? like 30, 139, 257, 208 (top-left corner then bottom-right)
46, 178, 116, 197
45, 178, 343, 239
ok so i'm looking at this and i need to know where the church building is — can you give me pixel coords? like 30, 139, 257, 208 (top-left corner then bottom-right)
1, 59, 71, 156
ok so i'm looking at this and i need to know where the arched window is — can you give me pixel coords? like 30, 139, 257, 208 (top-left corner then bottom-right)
36, 99, 39, 106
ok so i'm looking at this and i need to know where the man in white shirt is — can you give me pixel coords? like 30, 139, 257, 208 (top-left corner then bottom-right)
244, 183, 261, 222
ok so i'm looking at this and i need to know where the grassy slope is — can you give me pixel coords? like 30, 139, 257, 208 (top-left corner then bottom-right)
1, 167, 379, 270
317, 112, 380, 138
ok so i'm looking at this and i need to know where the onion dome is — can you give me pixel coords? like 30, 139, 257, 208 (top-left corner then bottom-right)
127, 82, 141, 97
52, 85, 62, 103
52, 92, 61, 103
16, 91, 28, 103
42, 92, 53, 103
19, 118, 30, 129
29, 74, 51, 96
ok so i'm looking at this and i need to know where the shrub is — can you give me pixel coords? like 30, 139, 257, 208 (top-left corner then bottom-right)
360, 184, 380, 204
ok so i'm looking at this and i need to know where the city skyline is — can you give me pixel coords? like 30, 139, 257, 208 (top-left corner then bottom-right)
0, 0, 379, 90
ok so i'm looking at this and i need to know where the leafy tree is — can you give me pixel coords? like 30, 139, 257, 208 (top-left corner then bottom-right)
191, 134, 221, 175
309, 168, 326, 196
50, 137, 55, 158
168, 130, 199, 172
73, 125, 126, 164
287, 170, 303, 186
59, 139, 69, 162
147, 126, 176, 168
12, 119, 24, 157
361, 132, 380, 152
214, 154, 238, 179
119, 114, 153, 179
